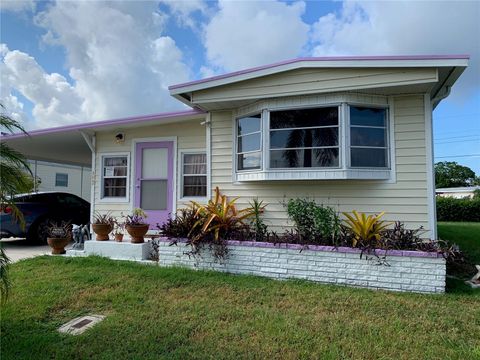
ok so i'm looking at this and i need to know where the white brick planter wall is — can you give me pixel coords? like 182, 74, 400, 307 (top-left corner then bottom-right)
158, 239, 446, 294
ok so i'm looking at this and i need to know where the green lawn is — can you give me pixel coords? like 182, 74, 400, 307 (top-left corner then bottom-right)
1, 253, 479, 360
438, 222, 480, 264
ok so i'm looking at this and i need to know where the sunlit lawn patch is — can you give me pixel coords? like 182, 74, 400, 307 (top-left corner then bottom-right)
1, 253, 479, 360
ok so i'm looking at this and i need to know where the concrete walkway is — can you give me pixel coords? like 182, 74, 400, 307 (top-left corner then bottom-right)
0, 238, 52, 262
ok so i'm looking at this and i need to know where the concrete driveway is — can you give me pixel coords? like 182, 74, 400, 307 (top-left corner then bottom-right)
0, 238, 52, 262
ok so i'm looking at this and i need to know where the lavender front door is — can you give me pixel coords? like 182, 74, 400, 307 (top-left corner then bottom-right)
134, 141, 174, 227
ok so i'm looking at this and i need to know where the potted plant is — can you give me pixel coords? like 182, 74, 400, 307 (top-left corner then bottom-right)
92, 212, 114, 241
47, 221, 71, 255
125, 208, 149, 243
113, 217, 125, 242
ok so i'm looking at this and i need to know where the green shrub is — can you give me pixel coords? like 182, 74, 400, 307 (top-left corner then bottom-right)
285, 198, 340, 241
436, 196, 480, 222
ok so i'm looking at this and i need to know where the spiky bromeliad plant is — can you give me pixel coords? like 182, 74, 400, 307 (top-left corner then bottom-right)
342, 210, 391, 248
188, 187, 255, 261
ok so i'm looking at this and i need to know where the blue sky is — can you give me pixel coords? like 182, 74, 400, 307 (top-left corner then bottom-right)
1, 0, 479, 174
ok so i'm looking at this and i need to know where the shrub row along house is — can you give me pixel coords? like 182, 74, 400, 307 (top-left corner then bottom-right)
4, 55, 469, 293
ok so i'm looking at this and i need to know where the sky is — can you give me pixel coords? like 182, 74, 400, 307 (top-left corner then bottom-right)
1, 0, 479, 174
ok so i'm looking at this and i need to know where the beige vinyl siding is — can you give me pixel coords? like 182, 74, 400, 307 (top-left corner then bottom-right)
210, 95, 431, 237
93, 120, 206, 218
192, 68, 437, 103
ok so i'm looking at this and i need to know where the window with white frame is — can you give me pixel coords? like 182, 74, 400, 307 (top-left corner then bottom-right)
102, 155, 128, 198
269, 107, 340, 168
349, 106, 388, 168
237, 114, 261, 170
55, 173, 68, 187
234, 101, 391, 179
182, 153, 207, 197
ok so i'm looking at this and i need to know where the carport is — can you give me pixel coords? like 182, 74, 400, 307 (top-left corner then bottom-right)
2, 109, 206, 208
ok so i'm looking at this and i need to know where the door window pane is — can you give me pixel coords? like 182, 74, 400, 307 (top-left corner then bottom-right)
142, 148, 168, 178
141, 180, 167, 210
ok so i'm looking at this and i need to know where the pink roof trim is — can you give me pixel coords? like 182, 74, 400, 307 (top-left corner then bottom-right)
169, 55, 470, 90
2, 109, 206, 140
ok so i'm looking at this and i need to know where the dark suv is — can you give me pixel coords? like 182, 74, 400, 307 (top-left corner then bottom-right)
0, 192, 90, 244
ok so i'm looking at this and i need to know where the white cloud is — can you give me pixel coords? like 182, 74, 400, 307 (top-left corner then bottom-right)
0, 0, 35, 13
310, 1, 480, 100
1, 44, 83, 128
203, 0, 309, 72
160, 0, 208, 29
2, 1, 191, 129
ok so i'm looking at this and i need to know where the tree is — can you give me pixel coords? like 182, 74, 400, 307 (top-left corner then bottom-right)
0, 105, 32, 228
435, 161, 477, 188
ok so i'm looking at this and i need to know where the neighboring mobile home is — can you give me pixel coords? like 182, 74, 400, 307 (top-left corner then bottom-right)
436, 186, 480, 199
27, 159, 91, 201
4, 56, 469, 240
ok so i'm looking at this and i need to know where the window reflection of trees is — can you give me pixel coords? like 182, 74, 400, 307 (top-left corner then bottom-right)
270, 107, 339, 168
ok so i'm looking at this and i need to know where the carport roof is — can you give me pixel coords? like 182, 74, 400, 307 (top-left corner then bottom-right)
1, 109, 206, 166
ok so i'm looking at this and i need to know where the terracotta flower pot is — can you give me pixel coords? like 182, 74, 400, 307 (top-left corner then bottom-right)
126, 224, 149, 243
114, 233, 124, 242
92, 224, 113, 241
47, 237, 69, 255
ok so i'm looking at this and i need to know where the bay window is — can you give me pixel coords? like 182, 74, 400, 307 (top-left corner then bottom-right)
269, 107, 339, 168
237, 114, 261, 170
235, 99, 391, 180
349, 106, 388, 168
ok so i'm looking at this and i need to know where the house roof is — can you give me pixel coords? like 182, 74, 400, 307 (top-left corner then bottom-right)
1, 109, 206, 166
3, 109, 206, 141
2, 55, 469, 166
169, 55, 470, 93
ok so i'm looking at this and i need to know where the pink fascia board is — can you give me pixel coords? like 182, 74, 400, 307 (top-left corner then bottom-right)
2, 109, 206, 140
169, 55, 470, 91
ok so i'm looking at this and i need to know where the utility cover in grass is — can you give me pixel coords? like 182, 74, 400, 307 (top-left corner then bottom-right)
58, 315, 105, 335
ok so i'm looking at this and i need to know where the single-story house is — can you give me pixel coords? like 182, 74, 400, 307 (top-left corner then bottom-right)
436, 186, 480, 199
4, 55, 469, 241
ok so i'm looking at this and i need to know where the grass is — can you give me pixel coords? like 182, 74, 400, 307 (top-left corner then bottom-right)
438, 222, 480, 264
438, 221, 480, 294
0, 254, 479, 360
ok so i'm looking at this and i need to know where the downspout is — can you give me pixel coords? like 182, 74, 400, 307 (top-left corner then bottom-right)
80, 131, 96, 227
426, 71, 454, 240
203, 113, 212, 200
34, 160, 38, 192
432, 85, 451, 106
80, 166, 84, 199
